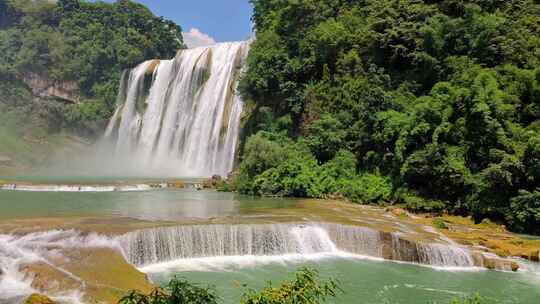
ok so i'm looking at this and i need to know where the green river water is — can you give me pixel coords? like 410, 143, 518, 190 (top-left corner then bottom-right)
0, 187, 539, 303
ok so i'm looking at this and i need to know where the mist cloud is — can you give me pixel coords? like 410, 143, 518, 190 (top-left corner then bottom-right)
182, 28, 216, 48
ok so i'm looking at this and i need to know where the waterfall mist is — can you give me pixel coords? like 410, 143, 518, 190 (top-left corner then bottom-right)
38, 42, 249, 179
103, 41, 249, 177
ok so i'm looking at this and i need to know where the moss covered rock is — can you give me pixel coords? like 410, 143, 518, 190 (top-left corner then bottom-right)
24, 294, 55, 304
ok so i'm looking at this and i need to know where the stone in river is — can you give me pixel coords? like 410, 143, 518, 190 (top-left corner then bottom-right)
24, 294, 56, 304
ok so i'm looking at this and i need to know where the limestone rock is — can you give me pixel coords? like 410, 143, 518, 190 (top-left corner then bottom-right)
20, 261, 82, 293
203, 175, 223, 188
167, 180, 185, 188
24, 294, 56, 304
471, 251, 519, 272
0, 155, 13, 165
22, 72, 80, 103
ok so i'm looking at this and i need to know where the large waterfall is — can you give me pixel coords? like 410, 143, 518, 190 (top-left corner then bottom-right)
104, 42, 249, 177
119, 223, 475, 268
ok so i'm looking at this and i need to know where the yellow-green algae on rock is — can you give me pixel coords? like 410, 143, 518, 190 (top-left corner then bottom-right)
22, 248, 153, 303
24, 294, 55, 304
425, 215, 540, 262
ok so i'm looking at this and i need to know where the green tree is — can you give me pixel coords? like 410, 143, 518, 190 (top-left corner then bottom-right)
241, 268, 339, 304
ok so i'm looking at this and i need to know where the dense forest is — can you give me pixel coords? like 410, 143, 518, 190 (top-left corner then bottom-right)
234, 0, 540, 235
0, 0, 539, 235
0, 0, 182, 136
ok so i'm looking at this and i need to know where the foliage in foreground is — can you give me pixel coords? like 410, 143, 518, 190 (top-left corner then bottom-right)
118, 268, 339, 304
240, 268, 340, 304
237, 0, 540, 234
118, 276, 219, 304
118, 268, 490, 304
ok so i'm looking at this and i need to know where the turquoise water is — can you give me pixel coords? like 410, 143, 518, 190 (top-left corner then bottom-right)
1, 188, 539, 303
149, 257, 540, 304
0, 189, 297, 220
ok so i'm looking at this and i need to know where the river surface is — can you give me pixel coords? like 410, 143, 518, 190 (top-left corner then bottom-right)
0, 189, 296, 220
0, 187, 539, 304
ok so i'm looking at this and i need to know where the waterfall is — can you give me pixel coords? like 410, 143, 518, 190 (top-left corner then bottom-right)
105, 42, 250, 177
119, 223, 475, 268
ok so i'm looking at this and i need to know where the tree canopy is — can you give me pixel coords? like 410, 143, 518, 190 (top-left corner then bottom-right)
0, 0, 183, 135
237, 0, 540, 234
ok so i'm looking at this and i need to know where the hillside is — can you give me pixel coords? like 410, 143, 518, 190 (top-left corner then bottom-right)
0, 0, 183, 172
235, 0, 540, 234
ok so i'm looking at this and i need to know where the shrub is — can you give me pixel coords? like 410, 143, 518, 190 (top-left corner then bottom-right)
240, 268, 340, 304
450, 294, 491, 304
395, 188, 447, 213
237, 133, 289, 193
341, 173, 392, 204
118, 276, 218, 304
119, 268, 339, 304
252, 145, 323, 197
318, 149, 357, 194
432, 217, 448, 229
506, 189, 540, 234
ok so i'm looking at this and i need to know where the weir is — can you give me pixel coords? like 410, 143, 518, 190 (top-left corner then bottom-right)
119, 223, 475, 268
0, 223, 528, 302
105, 42, 250, 177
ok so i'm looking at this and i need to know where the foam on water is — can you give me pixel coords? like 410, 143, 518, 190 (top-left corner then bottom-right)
0, 230, 119, 303
118, 223, 477, 270
1, 223, 535, 302
0, 184, 158, 192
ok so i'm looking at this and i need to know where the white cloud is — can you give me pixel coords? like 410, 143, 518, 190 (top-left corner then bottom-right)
182, 28, 216, 48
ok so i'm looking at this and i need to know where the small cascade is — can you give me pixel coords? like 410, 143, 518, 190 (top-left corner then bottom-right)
119, 224, 337, 267
119, 223, 475, 268
0, 183, 159, 192
0, 230, 119, 303
105, 41, 250, 177
0, 224, 527, 301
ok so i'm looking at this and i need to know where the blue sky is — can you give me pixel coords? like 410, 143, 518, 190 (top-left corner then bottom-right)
130, 0, 253, 47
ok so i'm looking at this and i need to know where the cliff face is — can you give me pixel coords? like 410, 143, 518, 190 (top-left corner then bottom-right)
22, 73, 80, 103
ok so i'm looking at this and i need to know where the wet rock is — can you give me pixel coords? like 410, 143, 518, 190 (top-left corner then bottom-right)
202, 175, 222, 188
471, 251, 519, 272
20, 261, 82, 293
527, 250, 539, 262
145, 60, 161, 75
167, 180, 185, 188
24, 294, 56, 304
0, 155, 12, 165
385, 207, 407, 217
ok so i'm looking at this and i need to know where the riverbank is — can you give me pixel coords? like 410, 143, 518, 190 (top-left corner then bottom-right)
0, 188, 538, 303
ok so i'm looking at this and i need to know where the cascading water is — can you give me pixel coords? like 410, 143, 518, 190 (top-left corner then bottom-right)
0, 230, 119, 303
118, 223, 475, 268
2, 223, 532, 302
105, 42, 249, 177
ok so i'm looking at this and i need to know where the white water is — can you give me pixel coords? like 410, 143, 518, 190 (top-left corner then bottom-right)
3, 223, 533, 302
105, 41, 249, 177
0, 183, 159, 192
119, 223, 475, 269
0, 230, 119, 303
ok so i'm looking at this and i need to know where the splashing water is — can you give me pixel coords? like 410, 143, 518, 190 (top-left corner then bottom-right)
104, 42, 250, 177
0, 230, 118, 303
118, 223, 476, 269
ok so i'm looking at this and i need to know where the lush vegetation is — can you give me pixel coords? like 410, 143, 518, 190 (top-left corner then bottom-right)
118, 268, 487, 304
118, 268, 339, 304
0, 0, 182, 136
235, 0, 540, 234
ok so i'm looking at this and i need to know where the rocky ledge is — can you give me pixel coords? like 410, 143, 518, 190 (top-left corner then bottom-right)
22, 72, 80, 103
